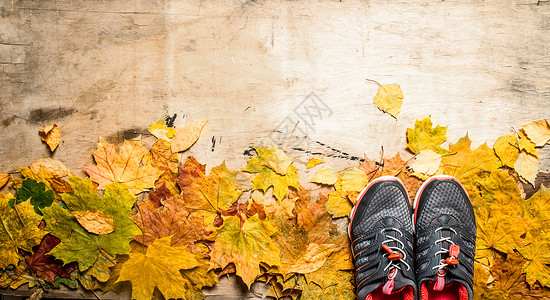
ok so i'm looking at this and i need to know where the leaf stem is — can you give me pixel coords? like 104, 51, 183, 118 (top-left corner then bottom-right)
98, 248, 117, 266
90, 289, 104, 300
13, 202, 25, 227
365, 78, 382, 87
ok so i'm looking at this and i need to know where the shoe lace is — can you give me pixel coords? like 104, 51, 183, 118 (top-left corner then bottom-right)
379, 227, 410, 295
431, 227, 461, 291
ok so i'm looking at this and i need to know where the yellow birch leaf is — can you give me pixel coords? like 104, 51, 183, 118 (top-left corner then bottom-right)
38, 124, 60, 151
518, 237, 550, 287
306, 158, 324, 169
71, 210, 115, 235
266, 149, 293, 175
410, 149, 441, 175
209, 215, 281, 287
406, 117, 448, 154
340, 167, 369, 193
372, 83, 403, 118
147, 119, 177, 140
85, 139, 163, 194
326, 190, 353, 218
514, 151, 539, 186
493, 135, 519, 168
116, 236, 200, 300
30, 158, 71, 178
518, 130, 538, 158
0, 174, 9, 188
170, 120, 207, 153
522, 119, 550, 147
311, 167, 339, 185
288, 243, 338, 274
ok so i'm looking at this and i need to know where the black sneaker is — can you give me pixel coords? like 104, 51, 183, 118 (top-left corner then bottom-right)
349, 176, 416, 300
413, 175, 476, 300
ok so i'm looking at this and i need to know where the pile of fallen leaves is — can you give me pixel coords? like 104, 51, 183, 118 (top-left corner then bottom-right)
1, 116, 550, 300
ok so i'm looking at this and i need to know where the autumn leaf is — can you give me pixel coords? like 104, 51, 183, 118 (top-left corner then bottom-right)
326, 189, 353, 218
305, 249, 354, 289
368, 80, 404, 118
514, 151, 539, 186
0, 173, 8, 188
38, 124, 60, 152
71, 210, 115, 235
518, 130, 538, 158
131, 195, 206, 248
77, 252, 116, 289
464, 169, 523, 209
21, 234, 76, 284
143, 138, 179, 174
406, 117, 448, 154
29, 158, 71, 178
171, 120, 207, 153
439, 135, 500, 179
410, 149, 441, 176
85, 139, 162, 194
265, 149, 293, 175
41, 177, 140, 271
476, 206, 527, 256
340, 167, 369, 194
265, 196, 296, 219
244, 147, 300, 200
494, 135, 519, 168
524, 185, 550, 240
298, 271, 355, 300
518, 237, 550, 287
287, 243, 339, 274
117, 236, 200, 300
10, 178, 54, 215
0, 192, 46, 269
209, 215, 280, 287
147, 119, 177, 140
306, 158, 324, 169
311, 167, 339, 185
177, 157, 242, 225
522, 119, 550, 147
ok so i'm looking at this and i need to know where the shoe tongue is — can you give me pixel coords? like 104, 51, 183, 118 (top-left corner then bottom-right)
389, 272, 415, 294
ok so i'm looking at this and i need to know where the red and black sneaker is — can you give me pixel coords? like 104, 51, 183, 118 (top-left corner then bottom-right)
349, 176, 416, 300
413, 175, 476, 300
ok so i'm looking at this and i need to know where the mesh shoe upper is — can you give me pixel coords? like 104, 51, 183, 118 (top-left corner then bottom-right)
414, 176, 476, 300
349, 176, 416, 300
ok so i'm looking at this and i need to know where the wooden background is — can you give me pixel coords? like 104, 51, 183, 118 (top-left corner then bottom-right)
1, 0, 549, 299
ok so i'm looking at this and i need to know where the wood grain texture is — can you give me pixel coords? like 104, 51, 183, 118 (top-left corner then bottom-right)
0, 0, 549, 299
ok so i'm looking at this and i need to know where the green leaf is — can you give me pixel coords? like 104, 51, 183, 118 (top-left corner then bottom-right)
10, 178, 54, 215
42, 176, 140, 272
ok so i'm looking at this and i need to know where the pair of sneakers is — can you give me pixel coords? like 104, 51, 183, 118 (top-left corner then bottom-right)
349, 175, 476, 300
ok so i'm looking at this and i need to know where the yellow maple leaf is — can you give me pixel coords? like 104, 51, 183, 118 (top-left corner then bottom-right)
369, 80, 404, 118
116, 236, 200, 300
439, 135, 500, 179
38, 123, 60, 152
287, 243, 339, 274
0, 193, 45, 269
476, 206, 527, 255
514, 151, 539, 186
142, 139, 179, 174
464, 169, 523, 209
85, 139, 162, 194
522, 119, 550, 147
266, 149, 293, 175
410, 149, 441, 175
525, 185, 550, 239
265, 196, 296, 219
406, 117, 448, 154
517, 237, 550, 287
147, 119, 177, 140
209, 215, 280, 287
311, 167, 339, 185
177, 157, 242, 225
493, 134, 519, 168
306, 158, 324, 169
170, 120, 207, 153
